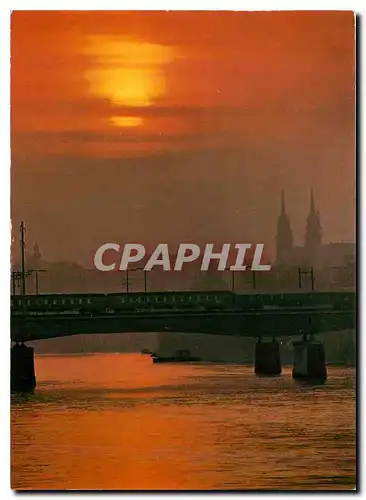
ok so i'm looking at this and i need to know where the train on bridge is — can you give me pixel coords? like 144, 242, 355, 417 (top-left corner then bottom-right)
11, 290, 355, 316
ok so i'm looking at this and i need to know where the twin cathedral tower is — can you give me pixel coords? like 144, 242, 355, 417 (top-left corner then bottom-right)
276, 189, 322, 268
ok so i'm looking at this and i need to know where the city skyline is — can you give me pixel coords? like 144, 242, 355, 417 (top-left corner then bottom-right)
12, 186, 355, 268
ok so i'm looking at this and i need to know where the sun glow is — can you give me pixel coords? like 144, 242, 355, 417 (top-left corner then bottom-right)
84, 36, 173, 127
110, 116, 143, 128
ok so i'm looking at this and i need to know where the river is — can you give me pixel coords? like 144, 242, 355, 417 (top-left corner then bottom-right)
11, 353, 356, 490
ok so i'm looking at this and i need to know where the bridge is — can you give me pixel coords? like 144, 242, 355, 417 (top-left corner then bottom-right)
11, 307, 355, 342
10, 290, 356, 391
11, 290, 356, 342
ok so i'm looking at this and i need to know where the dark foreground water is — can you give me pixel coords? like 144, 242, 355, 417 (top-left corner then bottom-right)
11, 353, 356, 490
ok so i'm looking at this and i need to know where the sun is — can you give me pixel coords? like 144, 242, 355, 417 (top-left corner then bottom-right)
109, 116, 143, 128
83, 36, 173, 127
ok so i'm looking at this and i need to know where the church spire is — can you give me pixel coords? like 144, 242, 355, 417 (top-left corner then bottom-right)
276, 190, 293, 266
281, 189, 286, 215
310, 187, 316, 214
304, 187, 322, 267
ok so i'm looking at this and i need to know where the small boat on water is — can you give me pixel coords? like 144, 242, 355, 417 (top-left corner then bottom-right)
150, 349, 201, 363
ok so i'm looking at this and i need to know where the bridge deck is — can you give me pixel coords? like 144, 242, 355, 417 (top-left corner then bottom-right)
11, 306, 356, 342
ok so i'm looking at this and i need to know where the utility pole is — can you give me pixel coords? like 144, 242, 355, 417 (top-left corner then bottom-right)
252, 270, 256, 290
225, 268, 236, 306
11, 272, 16, 295
12, 268, 46, 295
126, 268, 147, 293
32, 269, 46, 295
298, 267, 302, 289
125, 269, 130, 293
310, 267, 315, 291
20, 221, 26, 296
225, 268, 235, 298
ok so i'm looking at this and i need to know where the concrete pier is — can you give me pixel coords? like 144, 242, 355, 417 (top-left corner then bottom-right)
254, 339, 281, 375
11, 343, 36, 392
292, 340, 327, 381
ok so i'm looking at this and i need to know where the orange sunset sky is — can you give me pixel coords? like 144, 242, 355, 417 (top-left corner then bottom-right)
11, 11, 355, 266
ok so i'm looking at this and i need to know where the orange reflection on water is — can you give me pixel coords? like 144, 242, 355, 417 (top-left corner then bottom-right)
11, 354, 356, 490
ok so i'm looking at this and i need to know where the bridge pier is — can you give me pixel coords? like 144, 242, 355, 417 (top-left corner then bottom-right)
292, 339, 327, 381
254, 339, 281, 376
11, 343, 36, 392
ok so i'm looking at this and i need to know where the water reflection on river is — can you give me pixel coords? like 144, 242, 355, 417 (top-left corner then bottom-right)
11, 353, 356, 490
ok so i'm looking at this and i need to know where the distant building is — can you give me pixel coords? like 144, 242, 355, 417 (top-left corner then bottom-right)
304, 189, 323, 268
276, 190, 294, 267
13, 242, 120, 294
275, 189, 355, 271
